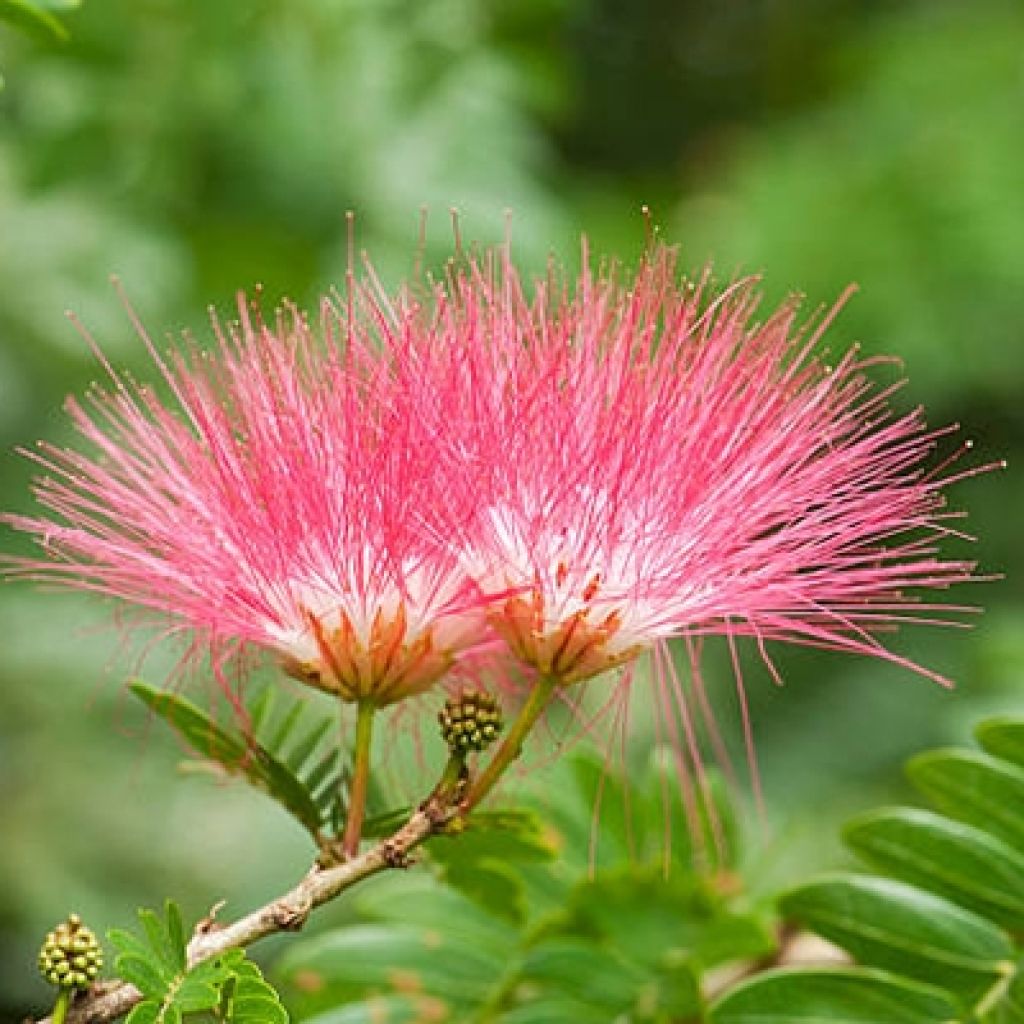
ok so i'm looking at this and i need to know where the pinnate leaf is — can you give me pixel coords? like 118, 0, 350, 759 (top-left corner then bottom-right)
130, 680, 324, 840
977, 717, 1024, 771
709, 967, 960, 1023
781, 873, 1014, 998
221, 952, 290, 1023
112, 904, 288, 1022
173, 953, 235, 1012
113, 954, 172, 1000
908, 749, 1024, 850
843, 807, 1024, 930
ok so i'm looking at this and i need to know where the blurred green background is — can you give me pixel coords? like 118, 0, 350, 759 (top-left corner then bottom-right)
0, 0, 1020, 1018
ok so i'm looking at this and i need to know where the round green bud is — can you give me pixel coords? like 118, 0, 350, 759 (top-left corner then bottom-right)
439, 690, 504, 755
37, 914, 102, 990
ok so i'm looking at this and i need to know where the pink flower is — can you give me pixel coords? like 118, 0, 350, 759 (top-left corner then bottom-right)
6, 292, 489, 707
5, 237, 995, 799
412, 244, 989, 698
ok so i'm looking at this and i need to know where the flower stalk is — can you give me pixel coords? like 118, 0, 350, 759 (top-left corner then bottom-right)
341, 699, 376, 858
50, 990, 71, 1024
463, 674, 559, 812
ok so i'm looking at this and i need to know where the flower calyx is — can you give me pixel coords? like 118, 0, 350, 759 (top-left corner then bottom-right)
282, 603, 459, 708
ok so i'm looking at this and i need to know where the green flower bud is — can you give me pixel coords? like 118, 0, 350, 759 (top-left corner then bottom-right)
439, 690, 504, 755
38, 915, 102, 990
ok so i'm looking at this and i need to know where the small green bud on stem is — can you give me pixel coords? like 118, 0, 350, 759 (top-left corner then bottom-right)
439, 690, 504, 755
39, 913, 102, 1021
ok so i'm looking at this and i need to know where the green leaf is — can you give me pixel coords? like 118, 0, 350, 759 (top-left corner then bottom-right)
139, 906, 183, 974
843, 808, 1024, 930
112, 905, 193, 1006
108, 927, 163, 968
298, 998, 421, 1024
511, 933, 704, 1018
305, 749, 341, 806
518, 937, 649, 1013
650, 955, 705, 1018
130, 680, 324, 840
285, 715, 334, 775
642, 748, 742, 873
126, 1005, 181, 1024
495, 999, 611, 1023
124, 1002, 162, 1024
223, 958, 290, 1024
164, 901, 186, 973
110, 904, 193, 999
432, 808, 556, 864
426, 807, 556, 922
175, 949, 292, 1023
132, 680, 247, 763
229, 994, 290, 1024
111, 906, 287, 1021
114, 955, 171, 1000
908, 749, 1024, 849
781, 873, 1015, 998
561, 870, 773, 971
353, 875, 516, 959
570, 754, 635, 865
709, 967, 960, 1023
266, 697, 306, 753
436, 857, 527, 926
977, 717, 1024, 771
276, 923, 504, 1010
0, 0, 69, 41
246, 685, 276, 735
174, 952, 234, 1012
547, 749, 736, 875
361, 806, 410, 838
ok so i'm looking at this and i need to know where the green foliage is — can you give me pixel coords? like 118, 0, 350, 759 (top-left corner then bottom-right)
276, 748, 769, 1022
844, 809, 1024, 930
109, 901, 288, 1023
711, 716, 1024, 1022
0, 0, 78, 43
711, 969, 961, 1024
130, 681, 347, 846
780, 876, 1012, 999
675, 4, 1024, 413
266, 717, 1024, 1022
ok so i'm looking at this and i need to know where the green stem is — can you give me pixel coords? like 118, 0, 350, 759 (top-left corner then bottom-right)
436, 753, 467, 798
463, 675, 558, 812
51, 988, 72, 1024
341, 700, 376, 858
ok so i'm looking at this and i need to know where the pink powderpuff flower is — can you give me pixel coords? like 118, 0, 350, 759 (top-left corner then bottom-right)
5, 289, 490, 709
405, 243, 994, 746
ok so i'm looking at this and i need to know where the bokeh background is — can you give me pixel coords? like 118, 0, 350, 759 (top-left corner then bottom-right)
1, 0, 1021, 1018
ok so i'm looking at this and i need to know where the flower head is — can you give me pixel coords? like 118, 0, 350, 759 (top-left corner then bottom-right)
5, 237, 994, 825
411, 244, 987, 693
6, 292, 488, 707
